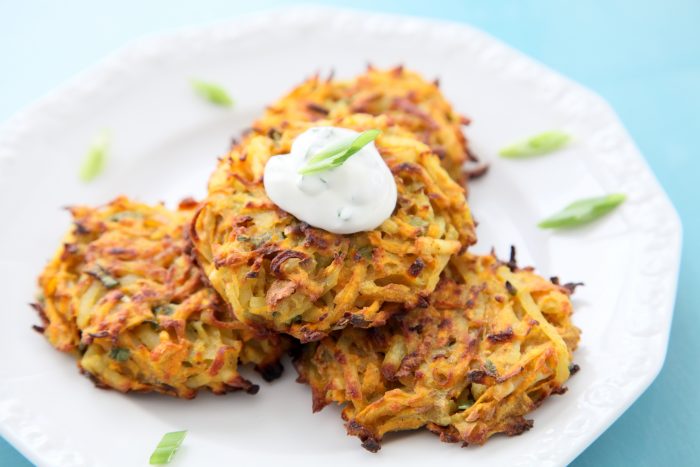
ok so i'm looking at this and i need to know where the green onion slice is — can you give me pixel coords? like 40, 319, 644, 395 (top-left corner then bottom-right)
86, 265, 119, 289
108, 347, 130, 362
109, 211, 144, 222
539, 193, 626, 229
153, 304, 176, 316
499, 130, 570, 158
484, 359, 498, 375
191, 79, 234, 107
356, 245, 374, 261
79, 130, 110, 182
298, 129, 381, 175
149, 430, 187, 465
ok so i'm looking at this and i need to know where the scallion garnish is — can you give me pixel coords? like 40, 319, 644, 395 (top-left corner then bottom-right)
298, 129, 381, 175
86, 265, 119, 289
356, 245, 374, 261
499, 130, 570, 158
108, 211, 144, 222
153, 304, 176, 316
484, 359, 498, 375
108, 347, 130, 362
79, 130, 110, 182
457, 401, 474, 410
191, 79, 234, 107
538, 193, 626, 229
149, 430, 187, 465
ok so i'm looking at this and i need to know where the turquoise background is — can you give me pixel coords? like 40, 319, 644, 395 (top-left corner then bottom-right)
1, 1, 697, 465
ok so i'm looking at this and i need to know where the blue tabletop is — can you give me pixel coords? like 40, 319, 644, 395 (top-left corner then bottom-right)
1, 1, 698, 465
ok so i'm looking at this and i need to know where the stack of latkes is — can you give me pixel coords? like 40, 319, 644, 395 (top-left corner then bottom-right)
34, 66, 579, 452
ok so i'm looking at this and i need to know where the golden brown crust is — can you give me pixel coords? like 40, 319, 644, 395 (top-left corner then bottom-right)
35, 197, 289, 398
254, 66, 474, 186
192, 114, 476, 342
294, 253, 580, 451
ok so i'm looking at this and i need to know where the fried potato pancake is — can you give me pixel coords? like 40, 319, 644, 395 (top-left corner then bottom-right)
253, 66, 474, 185
192, 113, 476, 342
295, 253, 580, 451
34, 197, 289, 398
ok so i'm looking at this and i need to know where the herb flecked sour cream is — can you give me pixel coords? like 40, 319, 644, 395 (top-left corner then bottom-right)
263, 127, 397, 234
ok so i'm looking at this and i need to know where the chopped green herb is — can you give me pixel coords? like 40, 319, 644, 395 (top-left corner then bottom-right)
109, 347, 130, 362
408, 216, 428, 228
236, 233, 270, 247
251, 233, 272, 248
298, 129, 381, 175
538, 193, 626, 229
79, 130, 110, 182
357, 245, 374, 261
484, 359, 498, 375
149, 430, 187, 465
153, 304, 176, 316
407, 216, 428, 234
87, 265, 119, 289
191, 79, 234, 107
499, 130, 570, 158
457, 401, 474, 411
291, 315, 303, 324
109, 211, 144, 222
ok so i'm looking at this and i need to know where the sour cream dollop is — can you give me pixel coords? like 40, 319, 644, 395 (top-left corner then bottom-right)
263, 127, 397, 234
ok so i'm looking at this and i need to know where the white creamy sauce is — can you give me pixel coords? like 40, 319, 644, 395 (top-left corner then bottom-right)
263, 126, 397, 234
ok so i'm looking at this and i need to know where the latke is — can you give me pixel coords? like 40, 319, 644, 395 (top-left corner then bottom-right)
34, 197, 289, 398
253, 66, 475, 185
295, 252, 580, 451
192, 113, 476, 342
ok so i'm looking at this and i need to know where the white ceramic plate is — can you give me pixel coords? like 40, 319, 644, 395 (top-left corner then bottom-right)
0, 6, 682, 467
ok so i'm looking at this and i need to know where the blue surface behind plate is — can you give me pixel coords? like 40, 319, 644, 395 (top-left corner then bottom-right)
1, 1, 698, 465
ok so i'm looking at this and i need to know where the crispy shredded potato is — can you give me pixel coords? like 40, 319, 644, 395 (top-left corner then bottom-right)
295, 253, 580, 451
253, 65, 475, 185
34, 197, 289, 398
192, 113, 476, 342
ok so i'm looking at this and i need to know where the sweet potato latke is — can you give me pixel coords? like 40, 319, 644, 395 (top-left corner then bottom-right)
34, 197, 288, 398
295, 252, 580, 451
192, 113, 476, 342
253, 66, 475, 185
